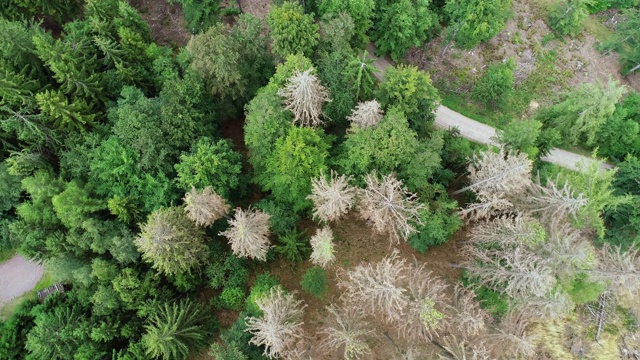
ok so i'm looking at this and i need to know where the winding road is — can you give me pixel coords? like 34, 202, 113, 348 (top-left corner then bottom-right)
367, 44, 613, 172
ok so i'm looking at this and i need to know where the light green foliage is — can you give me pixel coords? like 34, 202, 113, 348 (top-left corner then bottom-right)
372, 0, 440, 62
135, 207, 208, 276
595, 92, 640, 162
268, 53, 314, 88
172, 0, 221, 33
275, 229, 310, 262
345, 50, 378, 102
52, 181, 105, 229
376, 64, 440, 136
245, 273, 279, 316
408, 194, 462, 253
300, 266, 328, 299
209, 342, 249, 360
338, 107, 442, 191
600, 8, 640, 75
545, 78, 627, 146
548, 0, 588, 37
558, 161, 630, 237
495, 119, 542, 159
259, 126, 330, 212
472, 58, 515, 108
266, 1, 319, 58
319, 12, 356, 52
563, 273, 606, 304
218, 287, 246, 311
188, 14, 273, 101
141, 299, 214, 360
445, 0, 512, 49
175, 138, 243, 198
317, 0, 376, 46
244, 87, 293, 177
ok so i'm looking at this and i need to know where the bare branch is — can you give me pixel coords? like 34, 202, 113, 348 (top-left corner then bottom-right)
320, 304, 373, 360
450, 284, 488, 339
307, 170, 357, 223
219, 207, 272, 261
455, 147, 532, 196
183, 186, 230, 227
485, 309, 535, 359
437, 335, 491, 360
309, 226, 336, 268
347, 100, 384, 129
278, 68, 331, 127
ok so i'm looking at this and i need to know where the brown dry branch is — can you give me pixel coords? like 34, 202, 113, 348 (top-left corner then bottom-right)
278, 68, 331, 127
359, 172, 425, 244
485, 310, 535, 359
394, 262, 449, 342
337, 251, 409, 322
437, 335, 491, 360
245, 287, 307, 359
219, 207, 272, 261
450, 284, 488, 339
542, 222, 595, 281
183, 186, 230, 227
519, 178, 588, 222
469, 215, 546, 250
463, 246, 555, 298
309, 226, 335, 268
307, 171, 357, 223
319, 304, 374, 360
347, 100, 384, 128
459, 194, 514, 221
591, 244, 640, 298
515, 291, 574, 321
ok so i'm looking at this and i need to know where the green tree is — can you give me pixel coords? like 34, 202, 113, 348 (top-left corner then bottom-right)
444, 0, 512, 50
142, 299, 214, 360
376, 65, 440, 136
317, 49, 357, 123
600, 8, 640, 75
495, 119, 543, 159
135, 207, 208, 276
188, 14, 273, 102
318, 12, 355, 52
471, 58, 515, 108
594, 91, 640, 162
543, 78, 627, 146
266, 1, 319, 58
604, 155, 640, 248
172, 0, 221, 33
258, 127, 330, 212
174, 138, 243, 198
51, 181, 105, 229
372, 0, 440, 62
548, 0, 588, 37
317, 0, 376, 46
300, 266, 328, 298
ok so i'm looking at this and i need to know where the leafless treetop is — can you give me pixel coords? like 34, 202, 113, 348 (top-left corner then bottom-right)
320, 304, 374, 360
278, 68, 331, 127
307, 170, 357, 223
219, 207, 272, 261
309, 226, 336, 268
183, 186, 230, 227
347, 100, 384, 129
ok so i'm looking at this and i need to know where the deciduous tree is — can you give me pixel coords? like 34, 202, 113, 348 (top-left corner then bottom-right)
266, 1, 319, 58
444, 0, 511, 50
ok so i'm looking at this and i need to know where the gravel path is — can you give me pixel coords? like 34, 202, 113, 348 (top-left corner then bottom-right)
0, 255, 44, 307
366, 44, 613, 172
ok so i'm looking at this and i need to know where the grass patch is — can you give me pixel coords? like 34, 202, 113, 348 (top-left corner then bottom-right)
0, 248, 15, 263
439, 92, 510, 129
584, 15, 614, 43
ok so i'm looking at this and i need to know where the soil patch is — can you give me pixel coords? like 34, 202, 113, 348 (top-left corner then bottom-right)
0, 255, 44, 308
238, 0, 272, 20
128, 0, 190, 48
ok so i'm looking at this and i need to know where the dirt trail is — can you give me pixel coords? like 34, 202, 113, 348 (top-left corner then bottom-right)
366, 43, 613, 172
0, 255, 44, 307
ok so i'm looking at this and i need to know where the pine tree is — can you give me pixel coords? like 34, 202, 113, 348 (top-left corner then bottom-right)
219, 207, 272, 261
307, 170, 357, 223
278, 68, 331, 127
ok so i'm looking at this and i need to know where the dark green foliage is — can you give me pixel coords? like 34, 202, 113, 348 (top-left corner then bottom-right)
548, 0, 588, 36
317, 0, 376, 46
172, 0, 221, 33
112, 268, 165, 311
472, 58, 515, 108
0, 0, 82, 23
209, 342, 249, 360
408, 194, 462, 253
267, 53, 314, 88
258, 126, 330, 212
444, 0, 511, 49
595, 92, 640, 162
175, 137, 243, 199
317, 49, 357, 124
206, 246, 249, 290
266, 1, 319, 58
603, 155, 640, 248
495, 119, 543, 159
217, 313, 268, 360
275, 229, 310, 262
0, 162, 22, 252
345, 50, 378, 102
372, 0, 440, 62
376, 64, 440, 136
599, 8, 640, 75
188, 14, 273, 105
141, 299, 216, 360
245, 273, 279, 316
318, 12, 356, 52
254, 199, 300, 236
462, 274, 511, 318
0, 298, 38, 359
300, 266, 327, 299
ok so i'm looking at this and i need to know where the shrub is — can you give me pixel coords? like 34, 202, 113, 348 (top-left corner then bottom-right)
300, 266, 328, 299
548, 0, 588, 37
472, 58, 515, 108
217, 287, 246, 311
408, 198, 462, 253
275, 230, 310, 263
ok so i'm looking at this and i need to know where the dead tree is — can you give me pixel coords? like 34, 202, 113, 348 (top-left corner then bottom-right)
338, 251, 409, 322
307, 170, 357, 223
436, 335, 491, 360
245, 287, 306, 359
278, 68, 331, 127
358, 172, 425, 244
450, 284, 488, 339
183, 186, 230, 227
347, 100, 384, 129
485, 309, 535, 359
219, 207, 272, 261
454, 148, 532, 196
469, 215, 546, 250
309, 226, 336, 268
320, 304, 374, 360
